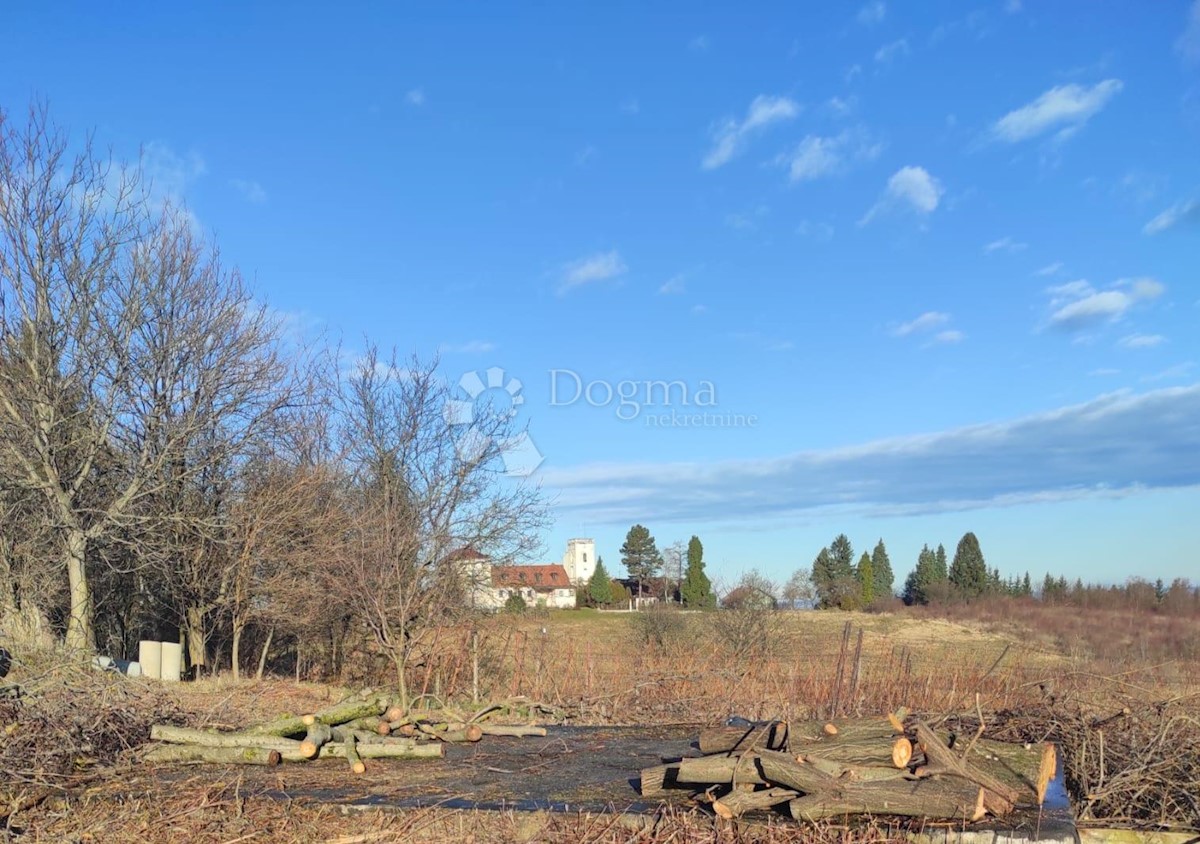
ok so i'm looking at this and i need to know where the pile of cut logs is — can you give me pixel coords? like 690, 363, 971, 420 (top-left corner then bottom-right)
146, 692, 546, 773
642, 713, 1055, 823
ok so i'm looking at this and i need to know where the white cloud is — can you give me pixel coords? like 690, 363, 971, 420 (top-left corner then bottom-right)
893, 311, 951, 337
229, 178, 267, 204
443, 340, 496, 354
1178, 0, 1200, 65
703, 95, 801, 169
142, 141, 206, 199
1143, 199, 1200, 235
659, 275, 686, 295
780, 130, 881, 183
861, 166, 943, 224
691, 304, 708, 315
1045, 277, 1165, 331
620, 98, 640, 115
857, 1, 886, 25
797, 220, 835, 241
992, 80, 1123, 142
1119, 333, 1166, 349
537, 386, 1200, 525
689, 35, 710, 51
933, 329, 966, 344
558, 250, 627, 294
1035, 261, 1065, 277
984, 236, 1027, 254
874, 38, 910, 63
1004, 0, 1023, 12
405, 88, 425, 106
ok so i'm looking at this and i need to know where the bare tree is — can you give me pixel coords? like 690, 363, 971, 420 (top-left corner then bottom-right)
0, 104, 288, 651
334, 347, 545, 706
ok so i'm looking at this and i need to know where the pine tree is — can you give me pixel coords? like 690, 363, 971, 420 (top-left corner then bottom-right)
587, 557, 614, 606
933, 543, 948, 582
811, 547, 836, 608
903, 544, 938, 605
829, 534, 855, 580
856, 552, 875, 606
948, 532, 988, 598
870, 539, 894, 599
1022, 571, 1032, 596
680, 535, 715, 608
620, 524, 662, 597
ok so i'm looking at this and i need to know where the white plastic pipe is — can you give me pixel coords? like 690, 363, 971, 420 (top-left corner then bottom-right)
138, 640, 162, 680
160, 641, 182, 682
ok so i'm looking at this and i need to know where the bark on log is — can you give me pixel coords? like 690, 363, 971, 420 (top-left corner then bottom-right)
344, 735, 366, 774
698, 721, 788, 754
914, 722, 1020, 815
300, 723, 333, 758
640, 763, 681, 797
675, 754, 768, 786
144, 745, 285, 766
245, 695, 389, 737
320, 741, 444, 760
801, 754, 915, 783
150, 725, 304, 752
477, 725, 548, 738
756, 750, 981, 822
712, 787, 799, 819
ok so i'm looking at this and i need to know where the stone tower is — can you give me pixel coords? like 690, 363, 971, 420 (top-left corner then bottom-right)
561, 538, 596, 585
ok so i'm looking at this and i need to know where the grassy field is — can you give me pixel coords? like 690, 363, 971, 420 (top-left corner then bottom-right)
3, 604, 1198, 842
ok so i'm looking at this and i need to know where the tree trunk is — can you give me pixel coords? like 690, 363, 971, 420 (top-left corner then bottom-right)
144, 745, 285, 766
150, 725, 304, 751
255, 627, 274, 680
675, 754, 768, 786
394, 652, 409, 711
712, 787, 799, 819
244, 694, 389, 737
185, 604, 207, 672
231, 618, 244, 681
64, 528, 93, 652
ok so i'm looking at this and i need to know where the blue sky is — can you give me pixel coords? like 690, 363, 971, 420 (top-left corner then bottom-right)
4, 1, 1199, 589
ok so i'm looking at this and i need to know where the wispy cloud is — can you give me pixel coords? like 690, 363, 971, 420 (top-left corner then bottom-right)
991, 80, 1123, 142
1178, 0, 1200, 65
984, 236, 1027, 254
405, 88, 425, 106
874, 38, 910, 64
443, 340, 496, 354
857, 1, 886, 25
779, 129, 882, 183
689, 35, 710, 51
860, 166, 943, 224
1035, 261, 1065, 277
659, 275, 686, 295
1045, 277, 1164, 331
1119, 333, 1166, 349
538, 386, 1200, 525
892, 311, 950, 337
229, 178, 267, 204
558, 250, 627, 295
933, 329, 966, 345
797, 220, 835, 241
703, 95, 801, 169
1143, 199, 1200, 235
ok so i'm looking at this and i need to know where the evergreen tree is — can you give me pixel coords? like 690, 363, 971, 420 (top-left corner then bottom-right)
1022, 571, 1032, 596
903, 544, 938, 604
620, 524, 662, 596
829, 534, 855, 580
870, 539, 894, 599
811, 547, 837, 608
587, 556, 614, 606
949, 532, 988, 598
680, 535, 715, 608
933, 543, 948, 582
856, 552, 875, 606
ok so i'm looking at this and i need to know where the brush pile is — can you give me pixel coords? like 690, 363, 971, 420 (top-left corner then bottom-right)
145, 691, 548, 773
642, 713, 1050, 824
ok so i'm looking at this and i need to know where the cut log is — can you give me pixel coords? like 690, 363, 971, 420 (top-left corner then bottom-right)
150, 725, 304, 752
640, 763, 681, 797
300, 723, 333, 758
321, 741, 444, 760
788, 720, 908, 768
144, 745, 286, 766
712, 787, 799, 819
245, 694, 389, 737
384, 705, 405, 723
914, 722, 1020, 815
801, 755, 914, 783
758, 750, 981, 822
676, 754, 768, 786
892, 737, 913, 769
698, 721, 788, 754
477, 725, 548, 738
301, 714, 316, 726
344, 735, 366, 774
